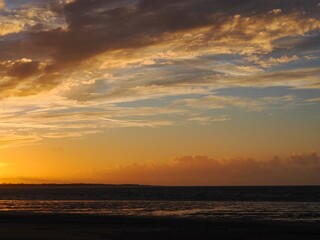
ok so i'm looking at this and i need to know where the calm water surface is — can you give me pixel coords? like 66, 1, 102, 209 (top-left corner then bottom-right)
0, 186, 319, 222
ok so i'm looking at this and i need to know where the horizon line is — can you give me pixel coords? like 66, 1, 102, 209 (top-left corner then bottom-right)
0, 183, 319, 187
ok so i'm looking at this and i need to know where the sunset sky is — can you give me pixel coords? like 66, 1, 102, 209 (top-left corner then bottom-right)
0, 0, 320, 185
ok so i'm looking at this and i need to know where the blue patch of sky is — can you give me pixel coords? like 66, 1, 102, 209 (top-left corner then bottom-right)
116, 94, 206, 108
268, 103, 320, 120
90, 79, 112, 94
272, 31, 320, 54
116, 98, 167, 108
268, 57, 320, 72
3, 0, 40, 9
111, 60, 219, 86
256, 53, 319, 73
219, 100, 320, 119
198, 54, 243, 63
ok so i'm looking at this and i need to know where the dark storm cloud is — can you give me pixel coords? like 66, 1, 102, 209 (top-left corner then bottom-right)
3, 0, 320, 63
1, 0, 319, 98
31, 0, 318, 64
0, 59, 42, 94
33, 0, 219, 63
5, 60, 42, 78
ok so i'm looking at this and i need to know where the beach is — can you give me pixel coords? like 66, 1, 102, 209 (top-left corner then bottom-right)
0, 214, 319, 240
1, 186, 319, 239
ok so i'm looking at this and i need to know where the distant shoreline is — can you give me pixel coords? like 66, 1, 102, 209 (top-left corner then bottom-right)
0, 184, 319, 187
0, 183, 150, 188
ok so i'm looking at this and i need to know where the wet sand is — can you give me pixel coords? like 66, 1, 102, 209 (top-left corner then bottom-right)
0, 213, 319, 240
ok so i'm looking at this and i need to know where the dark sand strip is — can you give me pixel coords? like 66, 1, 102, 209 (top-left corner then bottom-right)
0, 213, 319, 240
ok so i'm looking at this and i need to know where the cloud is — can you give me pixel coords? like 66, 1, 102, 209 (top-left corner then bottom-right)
0, 0, 319, 98
0, 0, 319, 147
305, 97, 320, 103
268, 9, 282, 15
0, 92, 183, 148
0, 135, 41, 149
0, 1, 66, 37
273, 33, 320, 53
29, 1, 320, 64
1, 58, 43, 78
221, 67, 320, 89
0, 21, 24, 36
173, 94, 295, 111
187, 115, 230, 125
90, 152, 320, 185
247, 55, 300, 67
0, 58, 58, 98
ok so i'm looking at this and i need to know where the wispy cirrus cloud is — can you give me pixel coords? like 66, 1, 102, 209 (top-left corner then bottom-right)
173, 95, 296, 111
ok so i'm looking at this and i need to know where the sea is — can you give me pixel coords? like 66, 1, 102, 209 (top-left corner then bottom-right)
0, 185, 319, 222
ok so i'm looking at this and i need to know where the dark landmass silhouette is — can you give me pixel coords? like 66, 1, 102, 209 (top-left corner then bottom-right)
0, 183, 149, 188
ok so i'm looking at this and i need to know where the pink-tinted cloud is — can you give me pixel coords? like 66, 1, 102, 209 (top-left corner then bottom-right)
92, 152, 320, 186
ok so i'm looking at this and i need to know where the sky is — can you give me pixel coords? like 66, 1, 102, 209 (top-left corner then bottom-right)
0, 0, 319, 185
